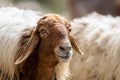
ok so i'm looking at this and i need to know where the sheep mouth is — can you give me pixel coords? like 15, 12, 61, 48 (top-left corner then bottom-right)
57, 55, 70, 59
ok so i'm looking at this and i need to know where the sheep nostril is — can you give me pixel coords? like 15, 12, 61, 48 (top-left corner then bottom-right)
59, 46, 71, 51
59, 46, 65, 51
68, 46, 71, 50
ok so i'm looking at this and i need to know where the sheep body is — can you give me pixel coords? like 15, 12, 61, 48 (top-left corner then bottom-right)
0, 7, 73, 80
71, 13, 120, 80
0, 7, 41, 79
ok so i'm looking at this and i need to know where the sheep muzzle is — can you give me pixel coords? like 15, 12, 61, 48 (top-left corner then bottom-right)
54, 40, 73, 62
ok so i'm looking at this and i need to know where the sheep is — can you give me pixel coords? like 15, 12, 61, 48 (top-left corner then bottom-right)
0, 7, 83, 80
70, 12, 120, 80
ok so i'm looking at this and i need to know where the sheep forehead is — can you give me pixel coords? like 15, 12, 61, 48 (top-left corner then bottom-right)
51, 20, 69, 35
37, 14, 71, 39
39, 14, 70, 28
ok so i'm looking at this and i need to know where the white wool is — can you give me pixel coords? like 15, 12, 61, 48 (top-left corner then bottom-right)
0, 7, 41, 79
71, 12, 120, 80
55, 61, 71, 80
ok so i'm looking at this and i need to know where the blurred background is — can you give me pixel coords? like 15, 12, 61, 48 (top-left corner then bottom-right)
0, 0, 120, 19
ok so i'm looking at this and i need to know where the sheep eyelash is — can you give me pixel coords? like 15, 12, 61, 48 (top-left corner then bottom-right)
40, 29, 47, 34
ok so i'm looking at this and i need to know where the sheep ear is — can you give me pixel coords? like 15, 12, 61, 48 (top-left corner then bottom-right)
70, 35, 84, 55
15, 28, 40, 65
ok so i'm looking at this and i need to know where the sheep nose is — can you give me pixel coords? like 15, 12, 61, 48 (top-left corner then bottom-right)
59, 45, 71, 53
56, 44, 73, 61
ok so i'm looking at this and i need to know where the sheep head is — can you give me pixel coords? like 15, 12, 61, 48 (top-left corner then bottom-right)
15, 14, 83, 65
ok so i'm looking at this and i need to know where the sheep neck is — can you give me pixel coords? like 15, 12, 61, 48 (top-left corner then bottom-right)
37, 41, 59, 80
19, 41, 59, 80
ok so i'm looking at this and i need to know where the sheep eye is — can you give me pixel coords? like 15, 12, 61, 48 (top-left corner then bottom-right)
40, 29, 46, 34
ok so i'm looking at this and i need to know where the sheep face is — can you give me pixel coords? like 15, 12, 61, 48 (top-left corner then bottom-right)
15, 14, 83, 65
37, 14, 73, 63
